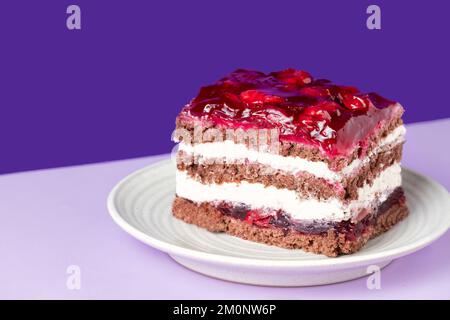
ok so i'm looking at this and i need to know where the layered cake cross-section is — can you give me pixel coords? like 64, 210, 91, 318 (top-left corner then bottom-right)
172, 68, 408, 257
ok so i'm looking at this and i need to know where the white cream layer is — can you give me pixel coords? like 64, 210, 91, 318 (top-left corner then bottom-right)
176, 163, 402, 222
178, 125, 406, 182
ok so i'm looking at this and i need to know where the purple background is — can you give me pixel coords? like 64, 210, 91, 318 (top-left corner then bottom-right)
1, 0, 449, 174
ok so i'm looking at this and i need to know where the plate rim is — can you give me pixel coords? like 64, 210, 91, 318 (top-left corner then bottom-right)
107, 157, 450, 269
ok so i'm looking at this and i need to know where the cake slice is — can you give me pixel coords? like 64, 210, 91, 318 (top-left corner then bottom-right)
172, 68, 408, 257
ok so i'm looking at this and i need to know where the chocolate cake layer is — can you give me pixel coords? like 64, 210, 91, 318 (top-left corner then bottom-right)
172, 190, 408, 257
175, 115, 403, 171
177, 143, 403, 201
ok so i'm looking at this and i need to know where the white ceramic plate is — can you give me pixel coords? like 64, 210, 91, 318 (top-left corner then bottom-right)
107, 158, 450, 286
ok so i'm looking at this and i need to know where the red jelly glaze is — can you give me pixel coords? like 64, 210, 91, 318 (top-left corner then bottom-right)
180, 69, 403, 158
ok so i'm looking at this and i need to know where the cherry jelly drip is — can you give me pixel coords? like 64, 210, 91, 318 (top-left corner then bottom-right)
217, 188, 405, 240
181, 69, 400, 157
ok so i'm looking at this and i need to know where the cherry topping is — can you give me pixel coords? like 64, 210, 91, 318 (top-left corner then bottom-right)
302, 101, 340, 120
340, 94, 369, 111
337, 86, 359, 95
239, 90, 284, 105
271, 68, 313, 86
251, 107, 293, 127
299, 86, 330, 98
181, 69, 400, 157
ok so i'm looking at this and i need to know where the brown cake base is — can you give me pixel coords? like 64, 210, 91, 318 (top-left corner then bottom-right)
172, 195, 408, 257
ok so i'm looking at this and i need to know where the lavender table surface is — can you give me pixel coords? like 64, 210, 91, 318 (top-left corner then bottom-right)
1, 119, 449, 300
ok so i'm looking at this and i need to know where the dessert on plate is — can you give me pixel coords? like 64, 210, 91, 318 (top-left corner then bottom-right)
172, 68, 408, 257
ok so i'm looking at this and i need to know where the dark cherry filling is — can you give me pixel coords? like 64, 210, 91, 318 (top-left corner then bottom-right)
181, 69, 402, 157
218, 187, 405, 241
